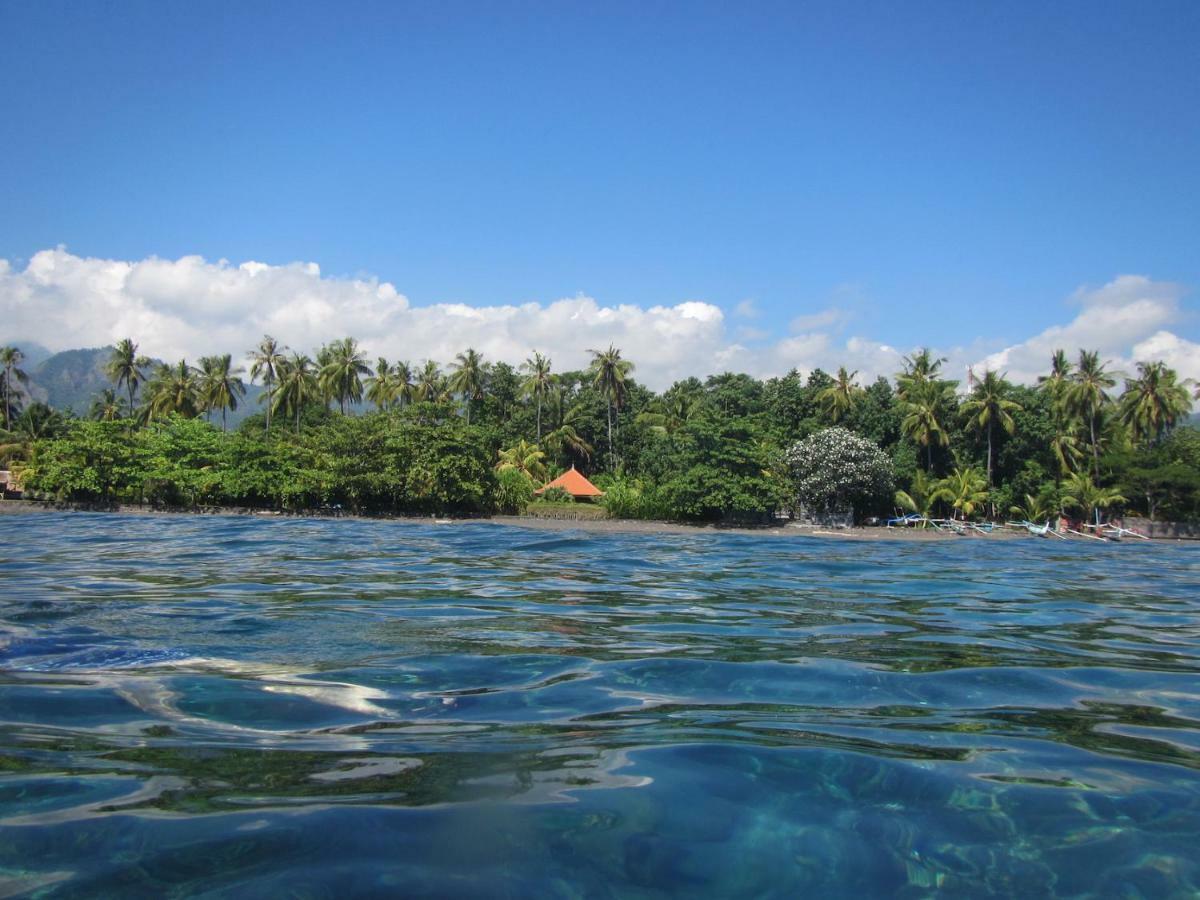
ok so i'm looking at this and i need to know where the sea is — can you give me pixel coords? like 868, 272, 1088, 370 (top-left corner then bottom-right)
1, 511, 1197, 897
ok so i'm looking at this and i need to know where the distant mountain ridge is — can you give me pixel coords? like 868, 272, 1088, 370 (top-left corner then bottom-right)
6, 345, 265, 424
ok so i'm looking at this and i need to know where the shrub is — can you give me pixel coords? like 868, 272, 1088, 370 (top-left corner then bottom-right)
786, 426, 894, 521
495, 468, 535, 514
538, 486, 574, 504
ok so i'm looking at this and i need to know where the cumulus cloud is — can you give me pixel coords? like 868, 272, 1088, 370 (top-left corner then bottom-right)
0, 249, 1195, 390
974, 275, 1199, 384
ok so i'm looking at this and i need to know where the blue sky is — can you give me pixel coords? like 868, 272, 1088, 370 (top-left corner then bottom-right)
1, 1, 1198, 385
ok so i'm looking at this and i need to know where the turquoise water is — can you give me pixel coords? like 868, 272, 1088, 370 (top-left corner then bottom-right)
1, 512, 1198, 898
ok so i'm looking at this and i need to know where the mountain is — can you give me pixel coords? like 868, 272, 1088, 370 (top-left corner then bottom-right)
25, 347, 114, 413
7, 346, 265, 425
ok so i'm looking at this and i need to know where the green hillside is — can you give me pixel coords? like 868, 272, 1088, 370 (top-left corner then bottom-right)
9, 346, 265, 424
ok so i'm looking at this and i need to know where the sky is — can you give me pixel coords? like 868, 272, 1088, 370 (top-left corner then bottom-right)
1, 1, 1198, 389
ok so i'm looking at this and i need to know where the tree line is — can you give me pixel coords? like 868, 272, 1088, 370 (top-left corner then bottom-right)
1, 337, 1197, 523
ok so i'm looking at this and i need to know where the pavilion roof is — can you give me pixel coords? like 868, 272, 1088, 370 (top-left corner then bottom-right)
534, 466, 604, 498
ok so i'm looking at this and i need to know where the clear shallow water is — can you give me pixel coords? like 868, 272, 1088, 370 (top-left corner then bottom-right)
1, 512, 1198, 898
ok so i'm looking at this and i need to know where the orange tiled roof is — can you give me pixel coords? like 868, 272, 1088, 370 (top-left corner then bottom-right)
534, 466, 604, 498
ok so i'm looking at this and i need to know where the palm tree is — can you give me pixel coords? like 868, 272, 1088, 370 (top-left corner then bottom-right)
818, 367, 864, 423
937, 465, 989, 520
1010, 491, 1056, 524
894, 470, 941, 525
495, 439, 549, 483
147, 360, 201, 420
448, 349, 486, 425
90, 389, 125, 421
273, 353, 319, 433
249, 335, 287, 435
900, 379, 953, 470
366, 357, 397, 411
1065, 350, 1116, 480
896, 348, 947, 401
1037, 349, 1072, 401
1061, 472, 1126, 526
198, 354, 246, 431
319, 338, 371, 415
588, 345, 634, 470
1, 346, 29, 430
1119, 361, 1193, 448
104, 338, 148, 419
393, 360, 415, 408
521, 351, 553, 441
0, 402, 67, 464
416, 361, 446, 403
1048, 427, 1085, 478
636, 392, 697, 437
961, 369, 1022, 485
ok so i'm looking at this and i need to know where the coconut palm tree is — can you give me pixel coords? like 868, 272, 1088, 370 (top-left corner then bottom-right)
1048, 427, 1085, 478
961, 369, 1022, 485
104, 338, 149, 419
894, 470, 941, 525
393, 360, 415, 408
1010, 491, 1057, 524
1, 346, 29, 430
588, 345, 634, 470
273, 353, 319, 433
1065, 350, 1116, 480
319, 337, 371, 415
1037, 349, 1072, 402
449, 349, 486, 425
198, 354, 246, 431
937, 465, 989, 520
542, 383, 593, 466
0, 402, 67, 464
147, 360, 201, 420
90, 389, 125, 421
249, 335, 287, 435
1060, 472, 1126, 526
416, 361, 446, 403
896, 348, 947, 401
1119, 360, 1193, 448
366, 357, 397, 411
636, 392, 697, 437
521, 351, 553, 441
817, 367, 864, 423
495, 439, 548, 483
900, 379, 953, 471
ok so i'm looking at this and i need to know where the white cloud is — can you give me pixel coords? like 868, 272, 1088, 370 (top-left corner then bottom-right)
974, 275, 1199, 384
733, 298, 758, 319
0, 249, 1195, 391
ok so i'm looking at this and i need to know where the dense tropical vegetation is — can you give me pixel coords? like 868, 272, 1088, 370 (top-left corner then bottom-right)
1, 337, 1197, 524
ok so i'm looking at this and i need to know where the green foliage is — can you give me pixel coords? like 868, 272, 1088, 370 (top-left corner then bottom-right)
495, 468, 535, 514
538, 486, 574, 504
786, 427, 894, 520
14, 338, 1200, 525
652, 416, 786, 521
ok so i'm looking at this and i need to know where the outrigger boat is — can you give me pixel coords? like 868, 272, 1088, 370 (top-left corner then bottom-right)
1081, 522, 1150, 542
1006, 520, 1066, 539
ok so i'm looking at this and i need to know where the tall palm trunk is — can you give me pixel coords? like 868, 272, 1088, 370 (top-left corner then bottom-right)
128, 382, 135, 420
222, 406, 228, 432
986, 421, 993, 486
265, 376, 273, 435
1090, 414, 1099, 479
536, 396, 542, 442
607, 402, 614, 470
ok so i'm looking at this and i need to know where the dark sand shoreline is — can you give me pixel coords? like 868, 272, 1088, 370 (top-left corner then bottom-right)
2, 499, 1174, 542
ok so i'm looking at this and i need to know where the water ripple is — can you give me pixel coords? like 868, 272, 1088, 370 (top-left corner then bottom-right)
1, 511, 1198, 897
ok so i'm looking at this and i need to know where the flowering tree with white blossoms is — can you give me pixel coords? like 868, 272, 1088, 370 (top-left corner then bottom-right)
785, 427, 894, 521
